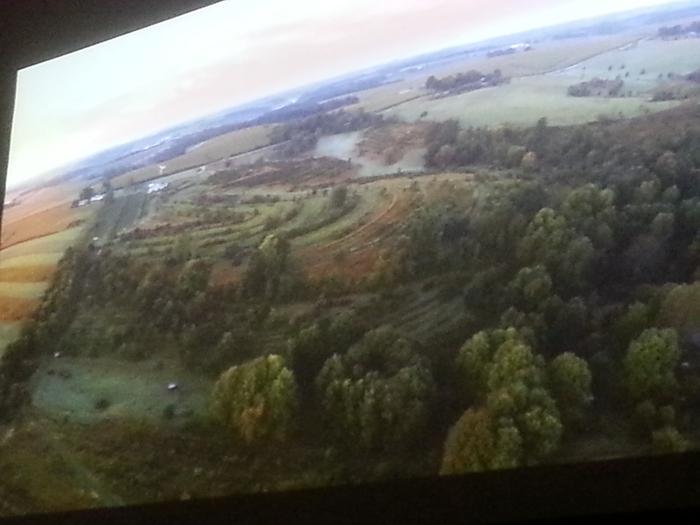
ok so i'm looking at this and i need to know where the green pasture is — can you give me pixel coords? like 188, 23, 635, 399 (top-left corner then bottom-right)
383, 75, 680, 128
111, 125, 273, 189
30, 356, 212, 425
0, 252, 64, 270
0, 321, 21, 355
0, 227, 84, 261
553, 38, 700, 93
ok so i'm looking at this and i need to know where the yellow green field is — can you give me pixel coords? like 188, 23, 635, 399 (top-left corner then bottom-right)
0, 282, 48, 300
111, 124, 273, 188
350, 33, 648, 116
552, 38, 700, 92
383, 75, 680, 127
0, 224, 91, 343
0, 322, 21, 354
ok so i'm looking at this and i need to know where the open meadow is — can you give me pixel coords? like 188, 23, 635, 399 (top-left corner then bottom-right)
109, 125, 274, 189
381, 35, 700, 127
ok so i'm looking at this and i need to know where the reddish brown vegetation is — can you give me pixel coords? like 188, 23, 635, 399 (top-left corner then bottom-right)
300, 191, 413, 281
357, 123, 430, 165
0, 296, 40, 322
1, 205, 79, 250
208, 158, 354, 189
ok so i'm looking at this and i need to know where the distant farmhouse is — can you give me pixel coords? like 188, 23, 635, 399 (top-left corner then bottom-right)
72, 193, 106, 208
147, 182, 169, 194
487, 42, 532, 58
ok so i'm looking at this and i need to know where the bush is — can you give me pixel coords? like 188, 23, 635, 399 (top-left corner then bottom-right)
330, 185, 348, 209
210, 355, 299, 444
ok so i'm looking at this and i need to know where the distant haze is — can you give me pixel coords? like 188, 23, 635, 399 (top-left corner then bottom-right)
7, 0, 679, 188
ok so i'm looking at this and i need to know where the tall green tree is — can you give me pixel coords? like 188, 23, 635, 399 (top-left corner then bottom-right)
623, 328, 680, 405
211, 355, 299, 444
316, 327, 435, 451
518, 208, 595, 293
547, 352, 593, 427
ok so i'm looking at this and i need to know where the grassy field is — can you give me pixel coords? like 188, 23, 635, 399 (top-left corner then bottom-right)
433, 34, 648, 79
349, 33, 648, 116
0, 252, 65, 270
349, 84, 425, 113
31, 356, 212, 425
0, 227, 85, 260
553, 38, 700, 92
0, 321, 21, 355
383, 75, 680, 127
111, 125, 273, 189
369, 34, 700, 129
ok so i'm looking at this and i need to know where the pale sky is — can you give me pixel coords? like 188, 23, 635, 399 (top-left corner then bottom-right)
7, 0, 679, 188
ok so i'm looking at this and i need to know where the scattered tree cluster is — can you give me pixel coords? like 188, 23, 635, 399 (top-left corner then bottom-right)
270, 109, 388, 157
425, 69, 506, 96
442, 328, 592, 473
658, 21, 700, 38
567, 78, 624, 98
